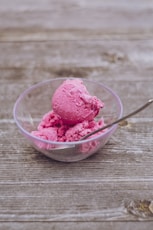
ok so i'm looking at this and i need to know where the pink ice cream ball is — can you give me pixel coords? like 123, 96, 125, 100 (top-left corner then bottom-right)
65, 119, 105, 141
52, 79, 104, 125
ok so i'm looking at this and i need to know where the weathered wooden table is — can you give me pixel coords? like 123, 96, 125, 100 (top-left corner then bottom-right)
0, 0, 153, 229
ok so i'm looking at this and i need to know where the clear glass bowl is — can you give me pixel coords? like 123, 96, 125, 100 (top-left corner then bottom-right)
13, 78, 123, 162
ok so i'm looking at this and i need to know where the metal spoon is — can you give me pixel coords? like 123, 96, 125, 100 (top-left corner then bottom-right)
81, 98, 153, 140
46, 99, 153, 162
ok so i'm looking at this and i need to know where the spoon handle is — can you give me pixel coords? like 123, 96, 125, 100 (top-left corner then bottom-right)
81, 99, 153, 140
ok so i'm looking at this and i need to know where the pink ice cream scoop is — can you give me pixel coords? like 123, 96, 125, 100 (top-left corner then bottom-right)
52, 79, 104, 125
31, 79, 105, 145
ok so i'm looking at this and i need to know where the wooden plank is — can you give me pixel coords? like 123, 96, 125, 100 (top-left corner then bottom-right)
0, 222, 153, 230
0, 183, 153, 221
1, 0, 153, 11
0, 0, 153, 41
0, 39, 151, 69
0, 40, 153, 81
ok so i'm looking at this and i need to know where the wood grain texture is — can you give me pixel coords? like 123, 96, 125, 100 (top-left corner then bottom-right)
1, 222, 153, 230
0, 0, 153, 41
0, 0, 153, 229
